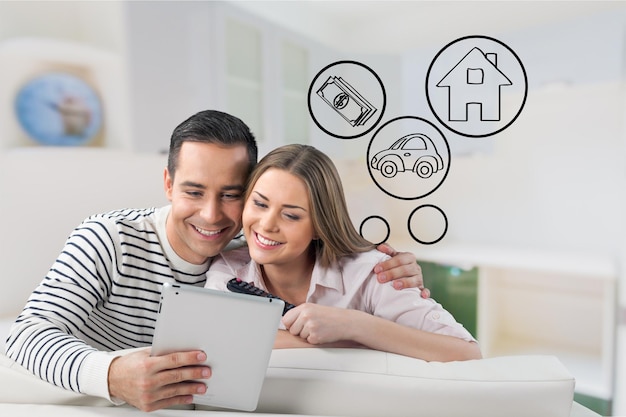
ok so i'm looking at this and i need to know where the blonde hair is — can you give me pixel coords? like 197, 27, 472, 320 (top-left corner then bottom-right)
245, 144, 374, 267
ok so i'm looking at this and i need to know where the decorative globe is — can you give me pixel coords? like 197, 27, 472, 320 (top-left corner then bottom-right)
14, 72, 103, 146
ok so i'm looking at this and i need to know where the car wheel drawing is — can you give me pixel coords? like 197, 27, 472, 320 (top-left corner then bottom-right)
416, 159, 435, 178
380, 159, 399, 178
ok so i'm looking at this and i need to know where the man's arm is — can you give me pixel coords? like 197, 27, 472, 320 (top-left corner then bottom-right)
5, 216, 210, 411
374, 243, 430, 298
5, 221, 117, 398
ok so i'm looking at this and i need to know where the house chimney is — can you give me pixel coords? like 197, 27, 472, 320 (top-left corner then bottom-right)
486, 53, 497, 67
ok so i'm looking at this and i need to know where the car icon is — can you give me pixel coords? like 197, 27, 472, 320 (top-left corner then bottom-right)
370, 133, 444, 179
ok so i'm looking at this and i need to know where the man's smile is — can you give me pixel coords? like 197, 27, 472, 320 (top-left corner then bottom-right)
193, 225, 225, 237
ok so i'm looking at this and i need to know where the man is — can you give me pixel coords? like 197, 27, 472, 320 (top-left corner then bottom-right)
5, 110, 426, 412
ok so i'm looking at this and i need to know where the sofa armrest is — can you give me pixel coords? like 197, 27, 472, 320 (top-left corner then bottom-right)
1, 348, 575, 417
0, 315, 17, 353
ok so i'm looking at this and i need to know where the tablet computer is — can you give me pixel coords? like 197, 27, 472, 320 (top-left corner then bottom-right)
151, 282, 284, 411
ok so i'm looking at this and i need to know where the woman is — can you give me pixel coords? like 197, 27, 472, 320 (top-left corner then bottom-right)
206, 144, 481, 362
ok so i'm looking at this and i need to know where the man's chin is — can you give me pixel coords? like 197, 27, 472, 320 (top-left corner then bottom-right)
193, 227, 241, 257
201, 238, 233, 258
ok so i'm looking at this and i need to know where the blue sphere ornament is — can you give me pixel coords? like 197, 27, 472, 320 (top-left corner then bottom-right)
14, 72, 103, 146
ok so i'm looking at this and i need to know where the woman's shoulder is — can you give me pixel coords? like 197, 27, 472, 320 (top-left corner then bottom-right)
338, 248, 390, 269
206, 246, 252, 290
355, 248, 390, 262
214, 246, 251, 268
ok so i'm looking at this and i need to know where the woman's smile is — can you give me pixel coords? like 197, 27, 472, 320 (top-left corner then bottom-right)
254, 231, 283, 248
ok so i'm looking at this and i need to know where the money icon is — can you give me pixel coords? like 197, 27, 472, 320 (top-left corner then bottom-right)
317, 76, 377, 127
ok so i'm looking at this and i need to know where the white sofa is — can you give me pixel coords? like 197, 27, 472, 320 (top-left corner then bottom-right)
0, 148, 597, 417
0, 346, 582, 417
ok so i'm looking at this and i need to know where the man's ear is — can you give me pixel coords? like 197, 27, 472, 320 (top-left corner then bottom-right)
164, 167, 174, 201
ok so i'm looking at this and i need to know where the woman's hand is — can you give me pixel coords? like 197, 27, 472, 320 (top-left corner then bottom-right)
281, 303, 360, 345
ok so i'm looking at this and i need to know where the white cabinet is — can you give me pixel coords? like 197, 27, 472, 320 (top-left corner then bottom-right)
399, 241, 617, 402
479, 265, 615, 400
123, 1, 315, 154
212, 3, 312, 157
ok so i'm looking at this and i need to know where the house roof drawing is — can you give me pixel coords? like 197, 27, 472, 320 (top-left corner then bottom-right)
437, 47, 512, 88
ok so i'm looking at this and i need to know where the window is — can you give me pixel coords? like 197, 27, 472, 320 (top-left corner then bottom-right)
225, 18, 263, 138
467, 68, 484, 85
405, 136, 426, 150
282, 40, 309, 144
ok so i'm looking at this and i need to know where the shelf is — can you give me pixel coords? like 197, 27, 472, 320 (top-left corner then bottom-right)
393, 241, 616, 280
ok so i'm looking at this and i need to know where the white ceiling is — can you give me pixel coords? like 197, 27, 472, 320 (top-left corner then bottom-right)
228, 1, 626, 54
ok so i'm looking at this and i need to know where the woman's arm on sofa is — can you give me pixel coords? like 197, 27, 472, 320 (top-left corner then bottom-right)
282, 304, 482, 362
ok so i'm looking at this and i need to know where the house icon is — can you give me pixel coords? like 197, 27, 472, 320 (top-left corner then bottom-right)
436, 47, 512, 122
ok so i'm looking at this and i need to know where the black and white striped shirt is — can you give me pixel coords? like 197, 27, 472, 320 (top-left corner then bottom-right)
5, 206, 212, 400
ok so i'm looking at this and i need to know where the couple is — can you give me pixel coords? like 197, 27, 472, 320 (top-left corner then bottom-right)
5, 110, 479, 412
